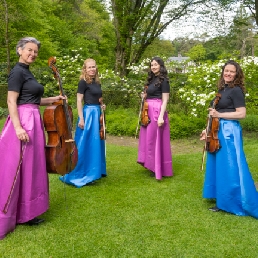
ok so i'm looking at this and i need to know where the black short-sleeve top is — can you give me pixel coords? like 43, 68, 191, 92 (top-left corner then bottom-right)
8, 62, 44, 105
214, 85, 245, 113
146, 77, 170, 99
77, 79, 102, 104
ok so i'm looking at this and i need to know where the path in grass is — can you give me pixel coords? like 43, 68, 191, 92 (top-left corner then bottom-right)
106, 134, 203, 155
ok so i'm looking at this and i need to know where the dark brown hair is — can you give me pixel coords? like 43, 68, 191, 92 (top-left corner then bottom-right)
218, 60, 245, 92
146, 57, 169, 87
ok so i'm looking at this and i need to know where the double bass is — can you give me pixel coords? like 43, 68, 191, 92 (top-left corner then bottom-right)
43, 57, 78, 175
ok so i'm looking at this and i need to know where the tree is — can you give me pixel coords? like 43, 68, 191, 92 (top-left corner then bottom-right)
110, 0, 233, 76
186, 44, 206, 64
141, 38, 175, 60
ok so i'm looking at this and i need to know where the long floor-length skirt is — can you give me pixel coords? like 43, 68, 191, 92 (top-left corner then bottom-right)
137, 99, 173, 180
203, 119, 258, 218
0, 104, 49, 240
60, 105, 106, 187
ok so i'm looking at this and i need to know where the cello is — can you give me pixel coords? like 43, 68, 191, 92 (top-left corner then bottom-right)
43, 57, 78, 175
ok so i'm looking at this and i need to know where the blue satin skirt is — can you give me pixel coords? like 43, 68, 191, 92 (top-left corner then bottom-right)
203, 119, 258, 218
60, 105, 106, 187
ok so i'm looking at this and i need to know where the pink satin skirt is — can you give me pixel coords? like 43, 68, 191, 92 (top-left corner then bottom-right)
0, 104, 49, 240
137, 99, 173, 179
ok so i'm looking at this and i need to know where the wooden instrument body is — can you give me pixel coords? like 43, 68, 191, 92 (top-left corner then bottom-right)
43, 104, 78, 175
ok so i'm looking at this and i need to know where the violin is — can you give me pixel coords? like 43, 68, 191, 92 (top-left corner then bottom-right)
43, 57, 78, 175
200, 93, 221, 171
99, 97, 106, 140
205, 93, 221, 153
140, 86, 150, 127
135, 86, 150, 138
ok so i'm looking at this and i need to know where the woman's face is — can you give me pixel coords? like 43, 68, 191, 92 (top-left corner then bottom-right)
223, 64, 236, 83
150, 60, 160, 75
18, 42, 38, 65
85, 60, 97, 78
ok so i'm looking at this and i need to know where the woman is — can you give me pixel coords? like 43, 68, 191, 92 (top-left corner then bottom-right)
60, 58, 107, 187
200, 60, 258, 218
0, 37, 66, 240
137, 57, 173, 180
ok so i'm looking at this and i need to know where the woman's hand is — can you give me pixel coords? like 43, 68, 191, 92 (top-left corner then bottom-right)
78, 118, 85, 129
200, 129, 206, 141
15, 126, 29, 142
157, 116, 164, 127
208, 108, 219, 117
101, 104, 106, 111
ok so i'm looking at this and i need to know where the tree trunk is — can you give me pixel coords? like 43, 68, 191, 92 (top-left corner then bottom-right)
3, 0, 11, 74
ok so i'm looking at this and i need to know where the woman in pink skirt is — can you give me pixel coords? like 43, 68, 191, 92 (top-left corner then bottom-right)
137, 57, 173, 180
0, 37, 65, 240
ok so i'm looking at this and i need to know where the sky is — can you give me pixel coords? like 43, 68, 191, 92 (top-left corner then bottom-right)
161, 2, 243, 40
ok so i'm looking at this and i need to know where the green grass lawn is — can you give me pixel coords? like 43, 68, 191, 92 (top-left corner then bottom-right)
1, 117, 258, 257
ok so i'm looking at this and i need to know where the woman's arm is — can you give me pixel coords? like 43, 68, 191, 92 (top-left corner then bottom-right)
209, 107, 246, 120
200, 107, 246, 141
40, 95, 66, 106
7, 91, 29, 142
158, 92, 169, 127
77, 93, 84, 129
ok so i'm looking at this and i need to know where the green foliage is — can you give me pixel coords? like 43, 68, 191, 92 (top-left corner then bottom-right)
187, 44, 207, 63
0, 106, 8, 118
141, 38, 175, 61
105, 107, 205, 139
169, 113, 205, 139
106, 107, 138, 136
0, 84, 7, 108
240, 115, 258, 132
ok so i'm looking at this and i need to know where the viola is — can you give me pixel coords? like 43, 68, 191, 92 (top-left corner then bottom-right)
43, 57, 78, 175
99, 97, 106, 140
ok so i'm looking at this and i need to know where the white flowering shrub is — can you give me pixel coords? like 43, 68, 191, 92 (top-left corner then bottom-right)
178, 58, 258, 118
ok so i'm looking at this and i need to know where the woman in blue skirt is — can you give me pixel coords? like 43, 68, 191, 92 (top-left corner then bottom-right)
200, 60, 258, 218
60, 58, 106, 187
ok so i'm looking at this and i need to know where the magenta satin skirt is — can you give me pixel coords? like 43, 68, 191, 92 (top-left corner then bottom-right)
137, 99, 173, 179
0, 104, 49, 240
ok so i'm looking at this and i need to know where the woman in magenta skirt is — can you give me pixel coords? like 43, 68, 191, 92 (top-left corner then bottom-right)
0, 37, 65, 240
137, 57, 173, 180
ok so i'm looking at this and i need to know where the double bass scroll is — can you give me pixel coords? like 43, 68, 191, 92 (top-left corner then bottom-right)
43, 57, 78, 175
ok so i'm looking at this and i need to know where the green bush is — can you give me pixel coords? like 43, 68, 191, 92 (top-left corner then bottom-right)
240, 115, 258, 132
105, 107, 205, 139
106, 107, 138, 136
0, 107, 8, 119
0, 84, 7, 108
169, 113, 205, 139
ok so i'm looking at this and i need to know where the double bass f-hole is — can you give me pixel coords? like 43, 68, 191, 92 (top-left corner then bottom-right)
43, 57, 78, 175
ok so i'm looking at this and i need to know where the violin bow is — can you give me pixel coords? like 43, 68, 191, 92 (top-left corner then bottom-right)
135, 86, 148, 139
135, 96, 144, 139
3, 142, 27, 213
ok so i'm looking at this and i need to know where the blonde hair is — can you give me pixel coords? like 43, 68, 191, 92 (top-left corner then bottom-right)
79, 58, 100, 84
